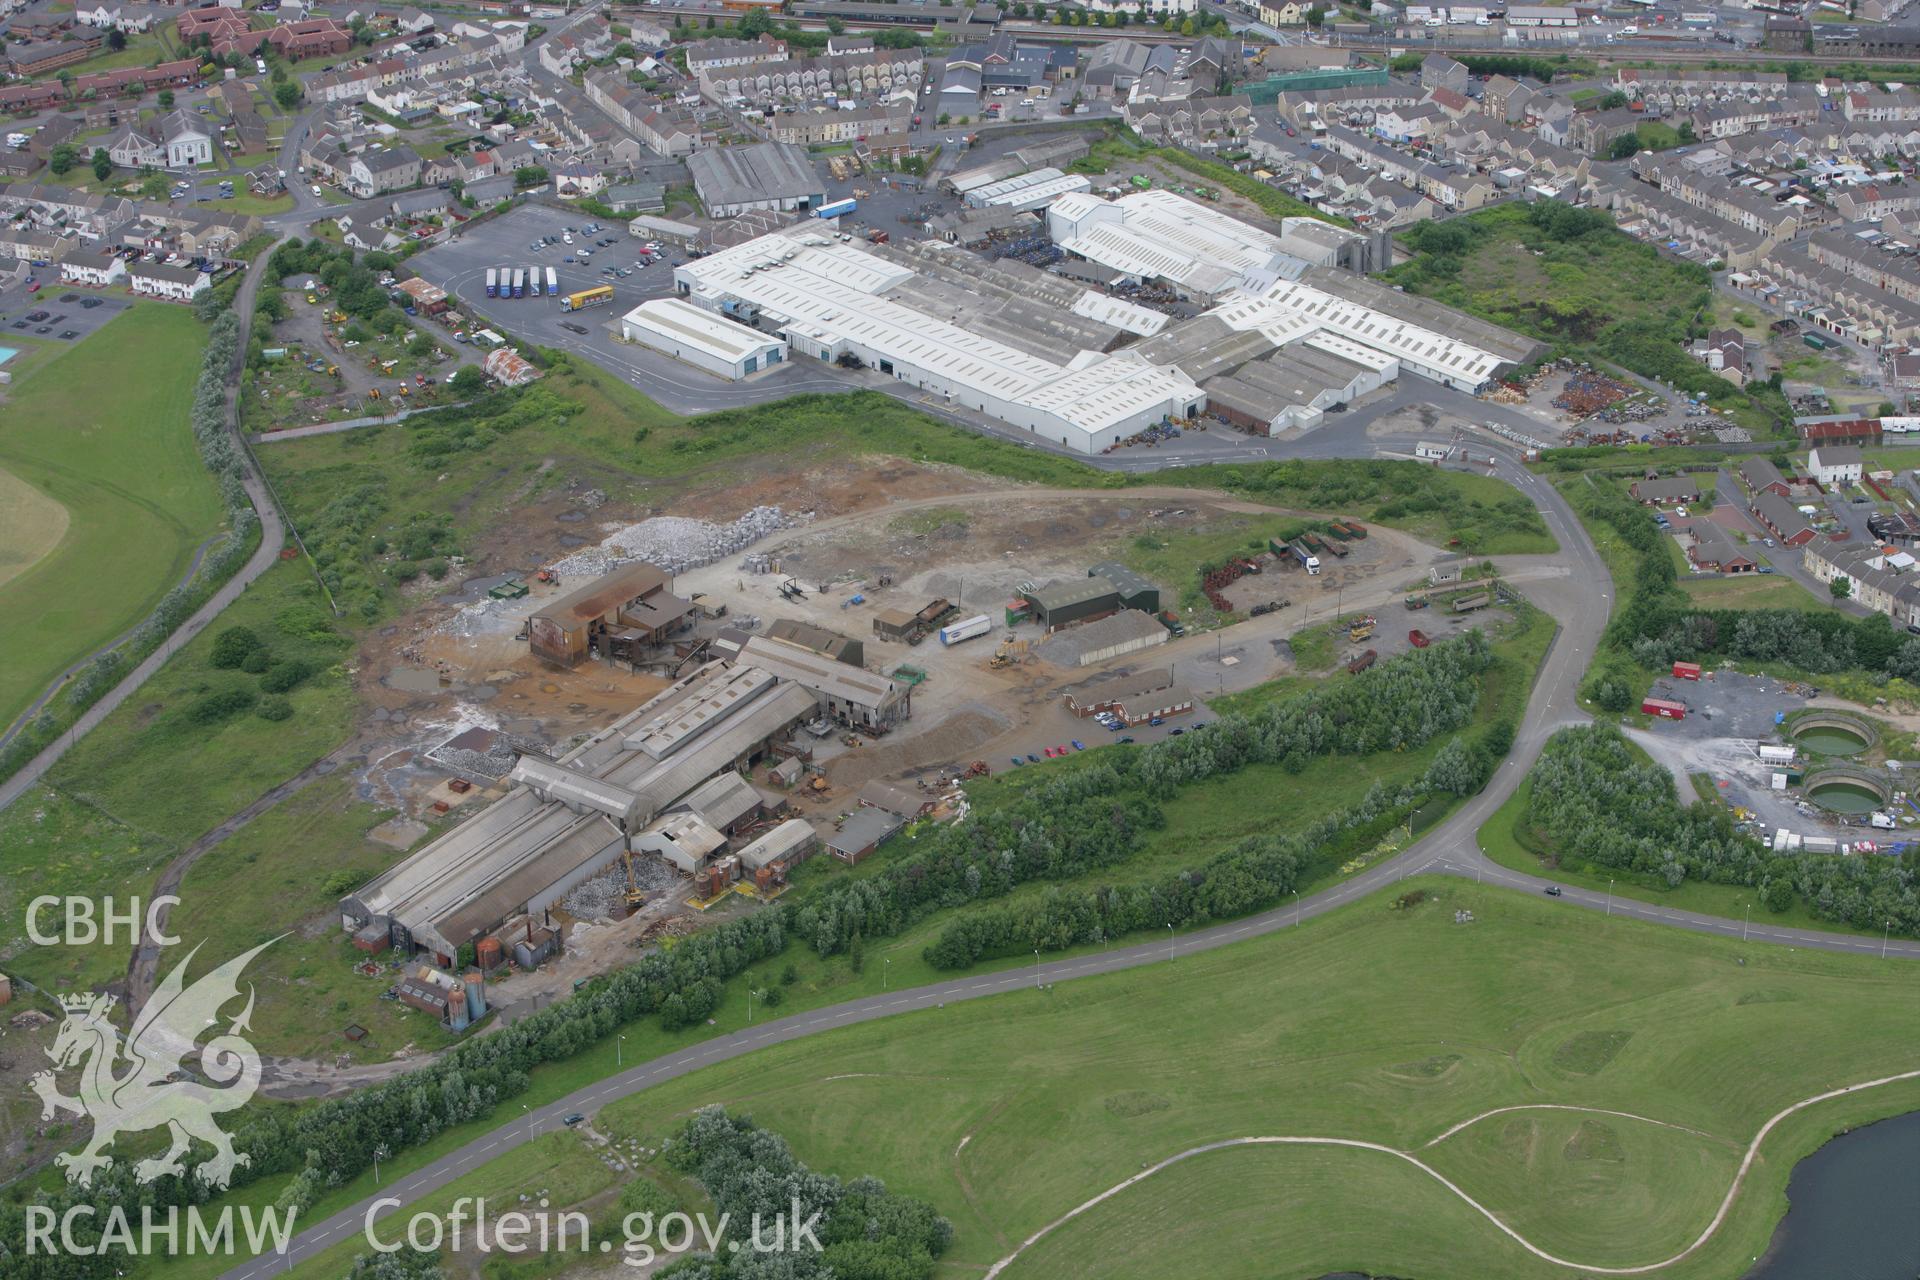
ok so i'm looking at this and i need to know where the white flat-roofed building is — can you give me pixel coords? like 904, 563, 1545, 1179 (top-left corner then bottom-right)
1224, 278, 1510, 392
977, 171, 1093, 214
1046, 188, 1300, 297
673, 228, 1204, 453
620, 297, 789, 379
1070, 291, 1169, 337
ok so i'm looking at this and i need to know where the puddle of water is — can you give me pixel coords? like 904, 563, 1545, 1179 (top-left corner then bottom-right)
386, 668, 447, 693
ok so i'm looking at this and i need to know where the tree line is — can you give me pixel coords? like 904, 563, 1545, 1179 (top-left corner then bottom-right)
926, 733, 1489, 970
1528, 725, 1920, 934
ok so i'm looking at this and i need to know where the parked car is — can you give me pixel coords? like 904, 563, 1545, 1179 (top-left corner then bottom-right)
1544, 886, 1563, 896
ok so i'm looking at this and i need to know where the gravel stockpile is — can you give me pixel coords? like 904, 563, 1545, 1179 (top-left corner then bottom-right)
549, 506, 801, 578
443, 507, 805, 638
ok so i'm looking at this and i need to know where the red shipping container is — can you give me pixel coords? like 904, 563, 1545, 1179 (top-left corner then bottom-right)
1672, 661, 1702, 680
1642, 698, 1688, 720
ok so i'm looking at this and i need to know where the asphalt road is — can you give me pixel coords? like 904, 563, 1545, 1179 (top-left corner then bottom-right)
214, 438, 1920, 1280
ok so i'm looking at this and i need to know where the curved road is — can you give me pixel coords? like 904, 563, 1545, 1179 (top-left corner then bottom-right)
217, 449, 1920, 1280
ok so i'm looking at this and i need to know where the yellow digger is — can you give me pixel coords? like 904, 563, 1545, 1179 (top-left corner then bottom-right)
622, 852, 647, 911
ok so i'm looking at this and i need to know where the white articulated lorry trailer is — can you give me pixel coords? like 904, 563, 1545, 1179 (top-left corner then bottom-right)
938, 614, 993, 646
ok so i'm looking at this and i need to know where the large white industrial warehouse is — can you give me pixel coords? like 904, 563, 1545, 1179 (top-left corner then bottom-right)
620, 297, 789, 380
660, 189, 1539, 450
672, 231, 1205, 453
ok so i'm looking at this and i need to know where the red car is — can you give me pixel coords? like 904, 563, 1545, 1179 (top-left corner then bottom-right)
26, 281, 40, 293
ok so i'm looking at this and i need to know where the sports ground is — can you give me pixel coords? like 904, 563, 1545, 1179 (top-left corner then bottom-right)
0, 306, 221, 732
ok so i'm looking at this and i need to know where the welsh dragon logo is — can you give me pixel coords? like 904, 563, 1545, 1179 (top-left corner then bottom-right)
30, 939, 275, 1189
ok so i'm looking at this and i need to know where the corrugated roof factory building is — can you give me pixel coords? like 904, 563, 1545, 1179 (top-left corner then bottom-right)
339, 662, 817, 962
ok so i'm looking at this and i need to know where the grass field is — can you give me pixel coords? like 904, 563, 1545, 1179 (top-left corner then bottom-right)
0, 562, 359, 993
260, 878, 1920, 1280
1680, 571, 1823, 611
0, 306, 222, 732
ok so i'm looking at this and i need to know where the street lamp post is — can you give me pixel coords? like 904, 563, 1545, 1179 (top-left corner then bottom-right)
372, 1143, 388, 1185
1167, 923, 1174, 962
1606, 879, 1614, 916
1034, 949, 1042, 988
884, 957, 891, 990
1293, 890, 1300, 927
1885, 919, 1894, 959
1743, 904, 1751, 942
617, 1034, 625, 1068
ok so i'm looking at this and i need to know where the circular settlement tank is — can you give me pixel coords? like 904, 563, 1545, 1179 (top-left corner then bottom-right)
1803, 766, 1890, 815
1791, 714, 1874, 757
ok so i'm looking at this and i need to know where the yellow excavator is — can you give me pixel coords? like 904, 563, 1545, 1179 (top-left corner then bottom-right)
622, 851, 647, 911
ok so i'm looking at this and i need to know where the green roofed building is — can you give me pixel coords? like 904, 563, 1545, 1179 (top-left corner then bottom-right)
1088, 561, 1161, 615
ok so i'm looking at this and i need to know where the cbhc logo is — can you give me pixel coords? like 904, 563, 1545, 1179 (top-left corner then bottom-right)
27, 897, 181, 947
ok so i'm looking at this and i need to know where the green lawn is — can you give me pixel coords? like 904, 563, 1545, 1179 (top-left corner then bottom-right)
4, 561, 361, 994
199, 189, 295, 216
1680, 571, 1823, 611
0, 306, 223, 732
266, 877, 1920, 1280
46, 560, 358, 844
